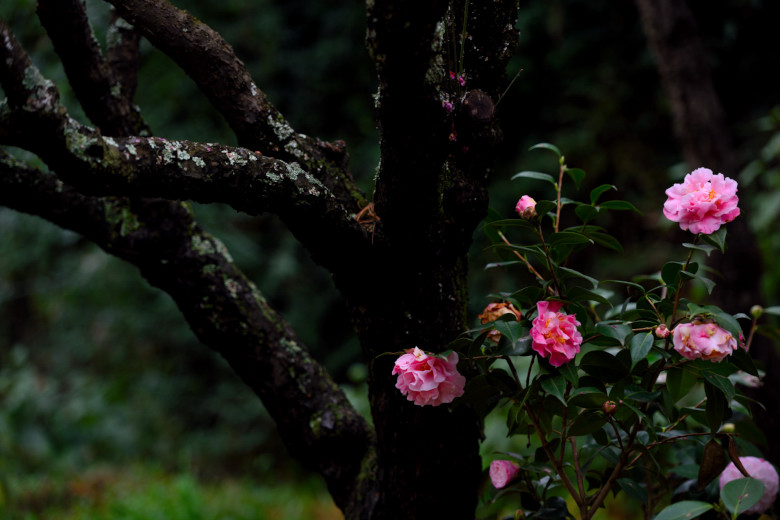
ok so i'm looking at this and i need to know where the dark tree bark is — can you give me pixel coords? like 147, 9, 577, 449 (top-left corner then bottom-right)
0, 0, 519, 517
635, 0, 780, 470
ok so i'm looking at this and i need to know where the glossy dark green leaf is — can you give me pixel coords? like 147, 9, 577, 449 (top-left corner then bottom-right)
549, 231, 593, 246
565, 167, 586, 190
598, 200, 642, 214
595, 322, 633, 345
617, 478, 648, 504
700, 227, 727, 254
704, 381, 729, 432
568, 387, 609, 408
700, 371, 736, 400
512, 170, 557, 186
630, 332, 654, 366
653, 501, 712, 520
721, 477, 764, 516
568, 287, 612, 306
764, 306, 780, 316
579, 350, 629, 382
540, 375, 567, 405
665, 366, 697, 403
535, 200, 558, 218
682, 242, 718, 257
730, 347, 758, 376
558, 361, 580, 386
575, 204, 599, 223
567, 411, 607, 436
586, 231, 623, 253
558, 266, 599, 288
590, 184, 617, 205
529, 142, 562, 158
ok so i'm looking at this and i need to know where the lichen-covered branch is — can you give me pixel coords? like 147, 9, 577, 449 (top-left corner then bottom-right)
36, 0, 148, 136
0, 20, 371, 279
104, 0, 366, 209
0, 151, 377, 514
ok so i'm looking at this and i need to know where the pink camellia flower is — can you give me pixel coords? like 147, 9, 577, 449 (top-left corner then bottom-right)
719, 456, 779, 514
489, 460, 520, 489
392, 347, 466, 406
478, 302, 522, 343
663, 167, 740, 234
672, 320, 738, 362
530, 301, 582, 367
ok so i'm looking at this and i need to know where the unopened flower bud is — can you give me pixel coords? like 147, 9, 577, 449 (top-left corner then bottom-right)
515, 195, 537, 220
722, 422, 736, 433
603, 400, 618, 415
751, 305, 764, 319
655, 324, 670, 338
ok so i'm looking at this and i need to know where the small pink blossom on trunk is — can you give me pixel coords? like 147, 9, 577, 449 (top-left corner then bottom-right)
392, 347, 466, 406
530, 301, 582, 367
719, 457, 779, 514
663, 167, 740, 234
489, 460, 520, 489
672, 320, 737, 362
515, 195, 537, 220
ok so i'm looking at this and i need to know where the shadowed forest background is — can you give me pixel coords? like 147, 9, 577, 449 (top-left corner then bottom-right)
1, 0, 780, 517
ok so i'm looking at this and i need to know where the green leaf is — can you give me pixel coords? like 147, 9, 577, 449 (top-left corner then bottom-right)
653, 501, 713, 520
540, 375, 567, 405
590, 184, 617, 205
575, 204, 599, 224
567, 411, 607, 436
630, 332, 655, 366
730, 347, 759, 376
535, 200, 557, 218
558, 266, 599, 289
558, 362, 580, 386
567, 287, 612, 306
589, 231, 623, 252
700, 227, 727, 254
700, 371, 736, 400
598, 200, 642, 213
680, 271, 716, 294
484, 218, 536, 230
549, 231, 593, 246
511, 170, 557, 186
579, 350, 629, 382
595, 322, 633, 346
682, 242, 719, 257
565, 167, 586, 190
666, 367, 697, 403
484, 260, 527, 270
617, 478, 648, 504
704, 381, 729, 432
661, 261, 684, 285
568, 387, 610, 408
721, 477, 765, 516
764, 306, 780, 316
529, 142, 562, 158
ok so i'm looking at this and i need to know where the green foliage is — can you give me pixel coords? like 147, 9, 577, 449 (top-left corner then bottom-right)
468, 147, 776, 519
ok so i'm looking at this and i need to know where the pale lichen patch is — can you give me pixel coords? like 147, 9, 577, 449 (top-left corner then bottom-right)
191, 233, 216, 256
192, 156, 205, 168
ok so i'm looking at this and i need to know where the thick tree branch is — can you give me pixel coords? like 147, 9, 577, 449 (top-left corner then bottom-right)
0, 151, 377, 515
106, 9, 143, 103
36, 0, 148, 136
104, 0, 366, 209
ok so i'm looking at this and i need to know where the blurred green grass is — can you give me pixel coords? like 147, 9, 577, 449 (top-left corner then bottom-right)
0, 465, 342, 520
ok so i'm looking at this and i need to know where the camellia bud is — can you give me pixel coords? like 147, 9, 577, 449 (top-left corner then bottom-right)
515, 195, 537, 220
655, 324, 670, 338
721, 422, 736, 433
603, 400, 618, 415
751, 305, 764, 319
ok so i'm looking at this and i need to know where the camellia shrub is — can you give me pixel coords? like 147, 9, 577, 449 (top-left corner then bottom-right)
393, 144, 780, 520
